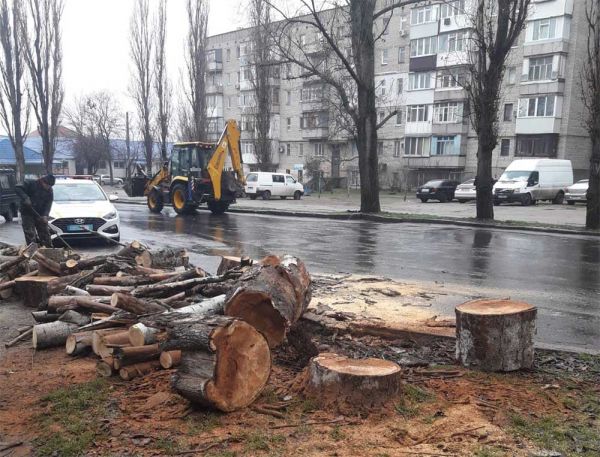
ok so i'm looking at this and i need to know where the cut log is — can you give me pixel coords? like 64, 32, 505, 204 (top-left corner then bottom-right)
33, 252, 63, 275
163, 316, 271, 412
135, 248, 188, 269
5, 328, 33, 348
217, 256, 253, 275
455, 299, 537, 372
48, 296, 117, 315
174, 295, 226, 315
303, 353, 402, 411
224, 255, 312, 348
96, 358, 115, 377
58, 310, 91, 326
92, 328, 127, 356
86, 284, 134, 295
15, 275, 58, 309
31, 310, 60, 323
93, 272, 178, 286
96, 330, 131, 359
128, 323, 160, 346
65, 332, 94, 356
111, 293, 170, 314
32, 321, 79, 349
113, 344, 161, 369
159, 350, 181, 369
64, 285, 90, 296
119, 360, 161, 381
116, 240, 146, 259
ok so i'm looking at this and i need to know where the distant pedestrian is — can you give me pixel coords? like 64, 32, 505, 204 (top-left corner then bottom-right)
15, 174, 55, 247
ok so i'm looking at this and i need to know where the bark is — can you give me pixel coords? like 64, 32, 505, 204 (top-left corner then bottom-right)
95, 330, 131, 359
128, 322, 160, 346
132, 275, 229, 298
91, 328, 128, 355
96, 358, 115, 377
159, 350, 181, 369
135, 248, 188, 269
224, 255, 312, 347
65, 331, 93, 356
163, 315, 271, 412
31, 310, 59, 323
587, 133, 600, 229
175, 294, 226, 315
32, 321, 79, 349
47, 295, 117, 315
58, 309, 90, 326
111, 292, 170, 315
87, 284, 134, 296
93, 272, 178, 286
15, 275, 56, 309
216, 256, 252, 276
112, 343, 161, 369
119, 360, 161, 381
455, 299, 537, 371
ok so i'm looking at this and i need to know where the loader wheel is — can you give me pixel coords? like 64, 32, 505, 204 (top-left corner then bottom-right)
171, 184, 195, 215
208, 201, 229, 215
147, 190, 164, 213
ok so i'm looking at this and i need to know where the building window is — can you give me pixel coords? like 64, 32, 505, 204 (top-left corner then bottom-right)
404, 137, 430, 156
301, 112, 328, 129
408, 72, 432, 90
433, 102, 460, 123
379, 79, 387, 96
518, 95, 556, 117
396, 110, 403, 125
287, 117, 291, 130
301, 85, 324, 102
503, 103, 513, 121
286, 91, 291, 105
507, 66, 517, 85
286, 144, 291, 156
377, 141, 384, 156
410, 36, 437, 58
314, 143, 324, 157
397, 77, 404, 95
393, 140, 403, 157
381, 48, 389, 65
528, 56, 554, 81
437, 69, 463, 88
382, 15, 391, 35
398, 46, 406, 63
532, 18, 557, 41
299, 143, 304, 157
114, 161, 125, 169
411, 5, 435, 25
434, 136, 456, 155
516, 134, 558, 157
500, 139, 510, 157
407, 105, 430, 122
440, 0, 465, 19
439, 30, 467, 53
226, 48, 231, 61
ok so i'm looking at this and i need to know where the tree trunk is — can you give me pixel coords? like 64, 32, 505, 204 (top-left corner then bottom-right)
15, 275, 57, 309
224, 255, 311, 348
351, 0, 380, 214
587, 137, 600, 229
32, 321, 79, 349
475, 141, 495, 220
163, 315, 271, 412
303, 352, 401, 411
455, 299, 536, 371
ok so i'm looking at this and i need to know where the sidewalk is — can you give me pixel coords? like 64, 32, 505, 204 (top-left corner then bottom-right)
105, 186, 597, 235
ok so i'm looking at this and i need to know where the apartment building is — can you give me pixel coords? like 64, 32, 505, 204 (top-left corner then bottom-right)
205, 0, 590, 188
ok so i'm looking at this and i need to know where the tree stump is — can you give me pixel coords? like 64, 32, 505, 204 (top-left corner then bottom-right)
224, 255, 312, 348
455, 299, 537, 372
163, 315, 271, 412
303, 353, 402, 411
15, 276, 58, 309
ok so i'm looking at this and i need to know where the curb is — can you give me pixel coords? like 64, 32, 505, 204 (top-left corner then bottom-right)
114, 199, 600, 237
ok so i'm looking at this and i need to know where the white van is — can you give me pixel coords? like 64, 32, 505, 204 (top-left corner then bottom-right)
245, 172, 305, 200
493, 159, 573, 206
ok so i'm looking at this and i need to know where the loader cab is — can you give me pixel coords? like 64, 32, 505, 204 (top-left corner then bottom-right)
170, 143, 215, 179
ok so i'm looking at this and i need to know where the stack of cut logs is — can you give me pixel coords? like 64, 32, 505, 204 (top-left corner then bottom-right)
1, 242, 312, 412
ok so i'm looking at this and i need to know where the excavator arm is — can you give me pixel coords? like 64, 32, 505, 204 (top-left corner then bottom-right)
206, 119, 246, 200
143, 161, 170, 196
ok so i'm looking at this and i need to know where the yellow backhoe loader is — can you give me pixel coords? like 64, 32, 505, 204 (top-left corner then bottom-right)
127, 119, 246, 215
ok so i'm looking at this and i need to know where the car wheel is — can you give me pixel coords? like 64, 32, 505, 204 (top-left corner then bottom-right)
294, 191, 302, 200
567, 200, 575, 206
280, 196, 287, 200
521, 193, 532, 206
208, 201, 229, 215
439, 195, 448, 203
420, 198, 428, 203
262, 190, 271, 200
147, 189, 164, 213
249, 195, 258, 200
458, 199, 467, 204
171, 184, 195, 215
552, 191, 565, 205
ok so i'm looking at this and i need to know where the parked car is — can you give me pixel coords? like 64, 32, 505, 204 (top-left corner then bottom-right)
94, 175, 124, 186
565, 179, 589, 205
455, 179, 476, 203
0, 168, 19, 222
48, 179, 120, 243
245, 172, 304, 200
416, 180, 459, 203
493, 159, 573, 206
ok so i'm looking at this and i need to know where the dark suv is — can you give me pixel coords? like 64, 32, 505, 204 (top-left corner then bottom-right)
0, 169, 19, 222
416, 179, 459, 203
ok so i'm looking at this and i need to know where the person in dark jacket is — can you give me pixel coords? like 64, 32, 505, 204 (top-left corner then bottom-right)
15, 174, 55, 247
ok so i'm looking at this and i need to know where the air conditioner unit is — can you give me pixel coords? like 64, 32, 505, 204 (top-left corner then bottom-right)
279, 146, 285, 153
444, 18, 451, 25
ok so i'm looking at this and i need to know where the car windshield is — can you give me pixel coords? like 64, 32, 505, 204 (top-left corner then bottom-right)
54, 183, 106, 202
423, 180, 443, 187
499, 171, 531, 181
247, 173, 258, 182
461, 179, 475, 185
576, 180, 589, 184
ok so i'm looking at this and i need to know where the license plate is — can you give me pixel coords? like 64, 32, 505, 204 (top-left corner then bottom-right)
421, 189, 429, 193
66, 224, 93, 232
497, 195, 507, 199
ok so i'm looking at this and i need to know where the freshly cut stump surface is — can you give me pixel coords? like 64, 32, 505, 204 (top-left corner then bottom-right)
456, 299, 537, 372
304, 353, 401, 412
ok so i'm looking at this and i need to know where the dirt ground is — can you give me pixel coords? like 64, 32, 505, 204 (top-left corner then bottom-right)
0, 276, 599, 457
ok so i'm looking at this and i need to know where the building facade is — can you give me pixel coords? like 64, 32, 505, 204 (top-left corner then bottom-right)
206, 0, 590, 189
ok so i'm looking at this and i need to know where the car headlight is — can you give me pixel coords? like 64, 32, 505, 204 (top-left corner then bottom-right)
103, 210, 117, 220
512, 188, 522, 194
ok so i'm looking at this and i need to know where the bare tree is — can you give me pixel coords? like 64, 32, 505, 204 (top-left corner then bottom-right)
268, 0, 420, 213
0, 0, 28, 182
22, 0, 64, 174
89, 92, 121, 185
130, 0, 154, 174
65, 95, 105, 175
580, 0, 600, 229
154, 0, 171, 162
179, 0, 209, 141
248, 0, 274, 170
463, 0, 531, 220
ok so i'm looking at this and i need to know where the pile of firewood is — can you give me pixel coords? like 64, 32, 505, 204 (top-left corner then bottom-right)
1, 241, 312, 412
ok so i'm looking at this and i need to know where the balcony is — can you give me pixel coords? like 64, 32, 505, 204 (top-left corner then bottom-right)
523, 39, 570, 57
432, 122, 467, 136
519, 80, 565, 96
301, 127, 329, 139
433, 88, 466, 102
239, 80, 253, 91
409, 55, 437, 72
439, 14, 469, 33
405, 121, 432, 136
207, 61, 223, 72
301, 99, 327, 112
239, 55, 251, 67
515, 117, 561, 135
406, 154, 466, 169
437, 51, 468, 68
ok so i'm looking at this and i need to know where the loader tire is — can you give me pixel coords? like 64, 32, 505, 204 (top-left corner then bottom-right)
171, 184, 195, 215
147, 190, 164, 213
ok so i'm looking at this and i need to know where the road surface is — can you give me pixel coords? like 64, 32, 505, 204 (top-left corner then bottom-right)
1, 204, 599, 352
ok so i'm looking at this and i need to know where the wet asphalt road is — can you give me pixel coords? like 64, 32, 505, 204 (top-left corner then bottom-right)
2, 204, 599, 352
